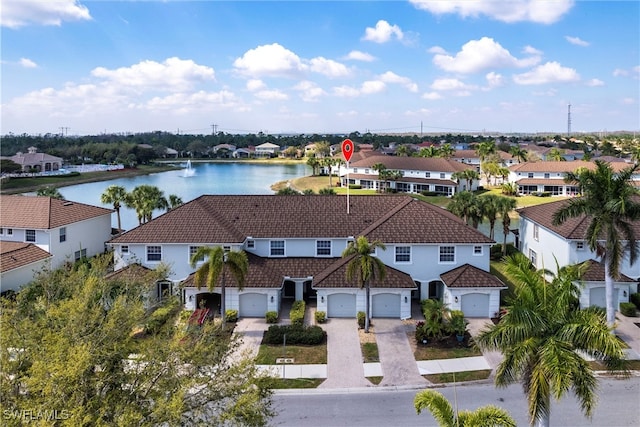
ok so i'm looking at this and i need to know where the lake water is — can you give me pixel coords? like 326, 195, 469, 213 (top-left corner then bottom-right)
58, 161, 307, 231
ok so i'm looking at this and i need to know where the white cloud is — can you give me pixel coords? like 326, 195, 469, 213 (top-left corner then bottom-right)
378, 71, 418, 92
485, 72, 504, 88
586, 78, 604, 87
19, 58, 37, 68
513, 61, 580, 85
246, 79, 266, 92
91, 57, 215, 92
293, 81, 326, 102
613, 66, 640, 79
332, 85, 360, 98
428, 46, 447, 54
362, 20, 404, 43
233, 43, 306, 77
405, 108, 434, 116
523, 45, 543, 56
430, 78, 477, 92
531, 89, 557, 96
253, 90, 289, 101
361, 80, 386, 94
2, 0, 92, 28
432, 37, 540, 74
613, 68, 629, 77
565, 36, 589, 47
422, 92, 442, 100
621, 97, 635, 105
309, 57, 351, 78
409, 0, 574, 24
145, 90, 241, 112
344, 50, 376, 62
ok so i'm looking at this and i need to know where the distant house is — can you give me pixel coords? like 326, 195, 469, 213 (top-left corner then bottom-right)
254, 142, 281, 157
233, 147, 253, 159
7, 147, 63, 173
0, 241, 52, 293
0, 196, 113, 270
108, 195, 505, 319
452, 149, 518, 171
213, 144, 237, 158
340, 154, 478, 195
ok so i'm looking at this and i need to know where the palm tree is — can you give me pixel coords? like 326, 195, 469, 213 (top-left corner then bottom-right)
372, 162, 387, 192
547, 147, 566, 161
448, 191, 480, 226
509, 146, 528, 163
414, 389, 516, 427
125, 185, 167, 225
101, 185, 127, 234
475, 253, 626, 427
36, 186, 65, 200
497, 197, 517, 257
418, 146, 438, 158
480, 195, 501, 240
552, 160, 640, 327
438, 143, 455, 160
321, 157, 338, 187
190, 246, 248, 330
342, 236, 386, 333
166, 194, 183, 211
306, 156, 320, 176
476, 140, 496, 162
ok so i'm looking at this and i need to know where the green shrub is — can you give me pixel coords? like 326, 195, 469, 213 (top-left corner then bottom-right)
180, 310, 194, 322
348, 184, 362, 189
620, 302, 637, 317
357, 311, 366, 329
225, 309, 238, 323
415, 321, 428, 343
420, 191, 438, 197
263, 324, 326, 345
630, 293, 640, 310
145, 298, 180, 334
449, 310, 466, 335
290, 300, 306, 326
314, 311, 326, 324
265, 311, 279, 324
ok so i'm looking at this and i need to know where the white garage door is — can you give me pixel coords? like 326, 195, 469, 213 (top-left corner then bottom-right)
327, 293, 356, 318
589, 287, 619, 310
372, 293, 401, 318
239, 293, 268, 318
461, 293, 490, 318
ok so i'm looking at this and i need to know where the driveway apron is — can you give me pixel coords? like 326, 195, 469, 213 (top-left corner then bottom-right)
318, 318, 371, 388
375, 318, 428, 387
233, 318, 269, 361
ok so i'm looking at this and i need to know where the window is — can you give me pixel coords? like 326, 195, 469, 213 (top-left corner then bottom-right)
439, 172, 445, 179
59, 227, 66, 243
316, 240, 331, 256
121, 245, 129, 254
533, 224, 539, 241
528, 173, 534, 178
6, 228, 12, 236
395, 246, 411, 263
147, 246, 162, 262
425, 172, 431, 178
246, 239, 255, 249
544, 173, 550, 179
529, 249, 537, 267
439, 246, 455, 263
189, 246, 203, 262
74, 248, 87, 261
576, 241, 585, 251
353, 168, 358, 173
365, 169, 369, 174
223, 245, 231, 253
473, 245, 483, 255
0, 228, 3, 235
25, 229, 36, 242
270, 240, 285, 256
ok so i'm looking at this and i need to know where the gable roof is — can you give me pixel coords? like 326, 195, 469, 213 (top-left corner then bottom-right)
440, 264, 507, 288
0, 195, 113, 229
312, 255, 416, 289
0, 241, 51, 273
580, 259, 636, 282
509, 160, 636, 174
109, 195, 494, 245
349, 155, 473, 173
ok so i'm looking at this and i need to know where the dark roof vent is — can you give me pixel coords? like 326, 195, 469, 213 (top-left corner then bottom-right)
63, 201, 73, 206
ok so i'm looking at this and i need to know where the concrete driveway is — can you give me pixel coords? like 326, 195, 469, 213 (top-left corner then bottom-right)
465, 317, 502, 369
374, 318, 427, 387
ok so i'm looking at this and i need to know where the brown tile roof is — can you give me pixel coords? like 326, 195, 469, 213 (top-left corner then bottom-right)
104, 263, 153, 283
509, 160, 636, 174
440, 264, 506, 288
0, 195, 113, 229
312, 255, 416, 289
0, 241, 51, 273
349, 155, 473, 172
109, 195, 494, 245
580, 259, 636, 282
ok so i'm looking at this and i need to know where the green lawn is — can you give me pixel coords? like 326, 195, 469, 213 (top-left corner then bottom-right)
413, 338, 482, 361
264, 378, 325, 389
255, 343, 327, 365
361, 342, 379, 362
425, 370, 492, 383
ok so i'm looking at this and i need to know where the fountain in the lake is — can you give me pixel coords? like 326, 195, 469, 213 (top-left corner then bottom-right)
183, 160, 195, 177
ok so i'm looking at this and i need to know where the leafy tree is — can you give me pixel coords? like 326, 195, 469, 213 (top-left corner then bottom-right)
452, 169, 480, 192
276, 187, 299, 195
547, 147, 566, 161
0, 159, 22, 173
475, 140, 496, 162
438, 143, 455, 159
0, 255, 273, 426
476, 253, 627, 427
395, 144, 413, 157
306, 156, 320, 176
342, 236, 386, 333
418, 146, 438, 158
372, 162, 388, 192
36, 186, 65, 200
101, 185, 128, 234
319, 187, 336, 195
415, 389, 516, 427
509, 146, 528, 163
190, 246, 248, 330
552, 160, 640, 327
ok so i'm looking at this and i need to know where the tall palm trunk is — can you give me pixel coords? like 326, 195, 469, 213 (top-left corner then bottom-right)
365, 281, 371, 333
221, 268, 227, 330
534, 394, 551, 427
604, 255, 616, 329
115, 205, 122, 235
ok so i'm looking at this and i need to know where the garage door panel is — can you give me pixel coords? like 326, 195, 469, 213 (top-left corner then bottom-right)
461, 293, 489, 318
327, 293, 356, 318
239, 293, 267, 318
589, 287, 618, 309
372, 293, 400, 318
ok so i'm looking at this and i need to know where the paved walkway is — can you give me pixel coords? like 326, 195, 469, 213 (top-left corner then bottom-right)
374, 318, 427, 387
616, 312, 640, 359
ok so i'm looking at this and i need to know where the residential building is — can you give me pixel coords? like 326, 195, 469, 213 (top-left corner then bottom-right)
0, 241, 52, 293
108, 195, 504, 319
517, 199, 639, 310
0, 195, 113, 270
452, 149, 518, 171
339, 155, 478, 195
254, 142, 281, 157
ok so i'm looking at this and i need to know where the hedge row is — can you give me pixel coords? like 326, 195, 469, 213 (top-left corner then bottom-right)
290, 300, 306, 326
145, 298, 181, 334
620, 302, 637, 317
263, 324, 325, 345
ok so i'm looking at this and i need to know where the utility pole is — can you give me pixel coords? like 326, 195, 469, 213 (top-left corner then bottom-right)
211, 124, 218, 135
567, 103, 572, 137
59, 127, 69, 137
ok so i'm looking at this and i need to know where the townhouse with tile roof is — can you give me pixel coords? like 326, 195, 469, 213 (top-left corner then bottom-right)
339, 155, 479, 196
451, 149, 518, 171
0, 195, 114, 273
508, 160, 640, 196
108, 194, 505, 319
517, 199, 639, 310
0, 241, 52, 293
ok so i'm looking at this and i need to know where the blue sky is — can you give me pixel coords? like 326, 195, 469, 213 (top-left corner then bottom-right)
1, 0, 638, 136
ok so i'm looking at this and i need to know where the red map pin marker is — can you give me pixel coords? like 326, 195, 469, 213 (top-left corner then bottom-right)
342, 139, 354, 162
